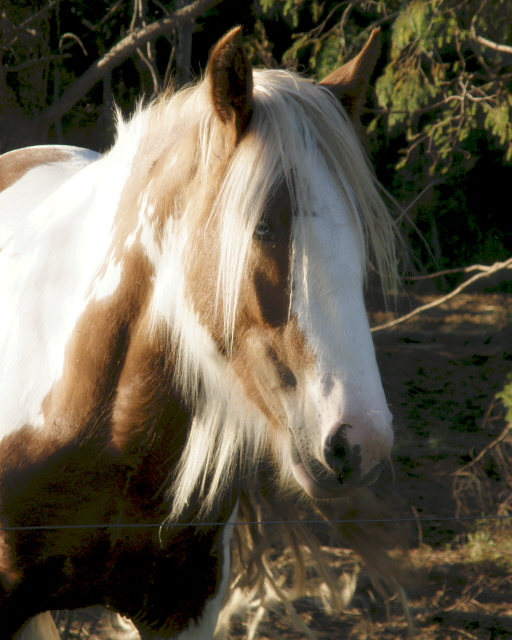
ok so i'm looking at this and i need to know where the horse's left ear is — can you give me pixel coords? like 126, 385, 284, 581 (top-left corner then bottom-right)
208, 27, 254, 141
319, 29, 381, 120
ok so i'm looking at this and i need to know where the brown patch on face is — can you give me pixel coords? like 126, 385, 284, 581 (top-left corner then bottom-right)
229, 320, 313, 429
186, 178, 316, 429
230, 183, 316, 427
0, 147, 77, 193
247, 182, 294, 328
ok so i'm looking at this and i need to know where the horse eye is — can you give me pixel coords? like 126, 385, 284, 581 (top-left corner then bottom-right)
254, 220, 274, 241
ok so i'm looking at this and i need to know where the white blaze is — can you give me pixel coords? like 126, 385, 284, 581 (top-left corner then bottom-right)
292, 157, 392, 475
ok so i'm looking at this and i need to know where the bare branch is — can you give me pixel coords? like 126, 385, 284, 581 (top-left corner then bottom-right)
303, 2, 349, 41
162, 35, 177, 88
59, 33, 88, 56
42, 0, 224, 126
403, 261, 511, 280
4, 54, 71, 73
151, 0, 172, 17
136, 45, 160, 97
367, 91, 495, 117
371, 257, 512, 332
130, 0, 144, 33
81, 0, 124, 32
18, 0, 60, 30
452, 421, 512, 476
472, 29, 512, 55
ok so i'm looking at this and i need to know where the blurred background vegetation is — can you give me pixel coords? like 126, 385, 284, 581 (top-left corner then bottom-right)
1, 0, 511, 281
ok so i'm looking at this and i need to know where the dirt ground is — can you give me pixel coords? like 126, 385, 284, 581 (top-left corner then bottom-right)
56, 288, 512, 639
368, 289, 512, 639
247, 288, 512, 640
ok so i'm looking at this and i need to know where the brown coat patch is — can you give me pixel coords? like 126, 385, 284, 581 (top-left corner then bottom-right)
0, 147, 78, 194
186, 178, 314, 429
0, 418, 234, 636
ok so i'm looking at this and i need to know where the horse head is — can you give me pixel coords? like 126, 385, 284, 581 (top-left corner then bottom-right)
147, 28, 396, 510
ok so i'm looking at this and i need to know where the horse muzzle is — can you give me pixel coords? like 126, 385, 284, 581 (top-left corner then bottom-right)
290, 423, 391, 499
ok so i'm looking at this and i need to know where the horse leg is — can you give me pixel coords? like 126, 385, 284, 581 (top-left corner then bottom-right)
14, 612, 60, 640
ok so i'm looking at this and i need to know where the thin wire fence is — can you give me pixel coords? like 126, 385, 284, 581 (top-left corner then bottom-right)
2, 513, 511, 532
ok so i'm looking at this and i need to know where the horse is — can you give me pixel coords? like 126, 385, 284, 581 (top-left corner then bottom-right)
0, 27, 397, 639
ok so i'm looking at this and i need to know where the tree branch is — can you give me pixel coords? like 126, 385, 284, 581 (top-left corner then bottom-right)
4, 53, 71, 73
371, 257, 512, 332
452, 421, 511, 477
472, 30, 512, 55
42, 0, 223, 126
18, 0, 61, 30
403, 261, 511, 280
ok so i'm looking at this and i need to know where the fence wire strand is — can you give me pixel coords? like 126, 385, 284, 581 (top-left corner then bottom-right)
2, 513, 511, 532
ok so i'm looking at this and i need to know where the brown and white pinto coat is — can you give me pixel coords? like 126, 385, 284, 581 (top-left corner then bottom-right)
0, 28, 395, 639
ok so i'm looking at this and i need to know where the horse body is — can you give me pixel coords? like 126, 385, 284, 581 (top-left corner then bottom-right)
0, 28, 395, 638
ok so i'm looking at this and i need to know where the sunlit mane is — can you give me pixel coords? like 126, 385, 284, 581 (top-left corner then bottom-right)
0, 28, 408, 636
108, 68, 398, 519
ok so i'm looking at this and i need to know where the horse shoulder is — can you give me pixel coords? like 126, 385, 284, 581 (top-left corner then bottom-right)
0, 146, 115, 436
0, 145, 98, 194
0, 145, 101, 251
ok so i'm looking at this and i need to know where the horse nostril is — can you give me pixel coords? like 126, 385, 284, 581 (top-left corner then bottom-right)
324, 424, 362, 484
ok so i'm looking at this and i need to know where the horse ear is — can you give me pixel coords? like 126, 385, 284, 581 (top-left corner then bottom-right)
208, 27, 254, 140
319, 29, 381, 120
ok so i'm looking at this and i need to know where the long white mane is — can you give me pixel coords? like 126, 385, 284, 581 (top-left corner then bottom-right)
135, 69, 398, 518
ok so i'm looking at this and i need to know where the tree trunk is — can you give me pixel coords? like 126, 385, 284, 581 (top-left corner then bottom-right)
175, 0, 194, 88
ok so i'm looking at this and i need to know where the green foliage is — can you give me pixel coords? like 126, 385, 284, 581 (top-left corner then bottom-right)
316, 34, 343, 77
465, 521, 512, 568
389, 0, 429, 55
2, 0, 511, 274
374, 0, 512, 175
496, 374, 512, 424
257, 0, 305, 27
484, 97, 512, 162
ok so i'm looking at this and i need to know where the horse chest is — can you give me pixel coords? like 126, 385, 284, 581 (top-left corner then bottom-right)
0, 432, 236, 637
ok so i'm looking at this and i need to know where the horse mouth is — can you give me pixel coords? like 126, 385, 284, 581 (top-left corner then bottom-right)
290, 437, 386, 500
